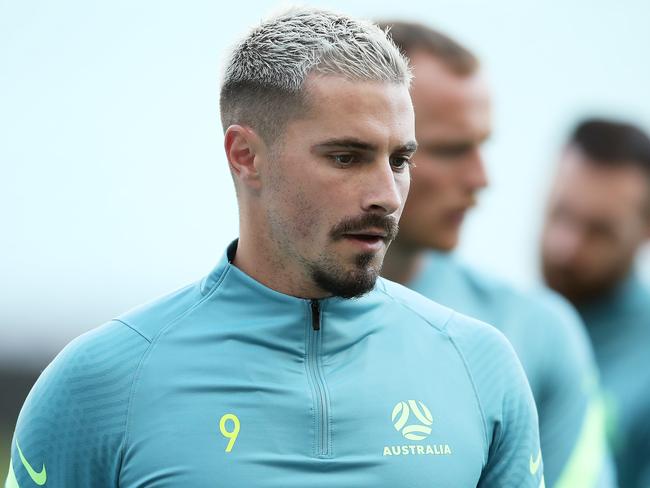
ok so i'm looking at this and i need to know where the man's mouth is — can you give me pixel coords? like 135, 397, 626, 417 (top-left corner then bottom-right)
344, 229, 386, 241
341, 230, 387, 250
445, 209, 467, 225
330, 214, 399, 245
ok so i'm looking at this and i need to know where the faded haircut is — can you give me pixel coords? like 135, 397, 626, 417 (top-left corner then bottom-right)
569, 117, 650, 216
376, 21, 479, 76
220, 7, 411, 145
569, 118, 650, 172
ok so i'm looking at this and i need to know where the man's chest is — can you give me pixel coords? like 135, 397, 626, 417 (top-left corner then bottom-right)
119, 331, 487, 487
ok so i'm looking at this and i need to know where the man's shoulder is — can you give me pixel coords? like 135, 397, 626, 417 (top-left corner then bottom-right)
28, 320, 152, 403
502, 285, 595, 369
449, 259, 545, 314
377, 277, 511, 347
448, 258, 588, 339
116, 279, 208, 342
417, 254, 533, 320
377, 277, 455, 331
523, 286, 586, 334
33, 277, 216, 387
11, 320, 152, 487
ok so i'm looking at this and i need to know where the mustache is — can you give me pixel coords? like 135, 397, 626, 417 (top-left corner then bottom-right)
330, 214, 399, 242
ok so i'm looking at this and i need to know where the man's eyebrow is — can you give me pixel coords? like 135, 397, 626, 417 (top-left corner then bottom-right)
312, 138, 378, 152
312, 138, 418, 153
398, 141, 418, 153
423, 137, 486, 152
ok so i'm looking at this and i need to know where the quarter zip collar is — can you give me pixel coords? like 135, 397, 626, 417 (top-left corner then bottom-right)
201, 239, 344, 306
578, 269, 650, 332
201, 239, 387, 314
199, 239, 389, 358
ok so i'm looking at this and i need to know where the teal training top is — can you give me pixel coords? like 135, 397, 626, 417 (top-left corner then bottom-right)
407, 251, 615, 488
578, 271, 650, 488
6, 242, 543, 487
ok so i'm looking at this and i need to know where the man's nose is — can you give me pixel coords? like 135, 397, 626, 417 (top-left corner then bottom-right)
361, 161, 404, 215
462, 149, 489, 191
546, 221, 584, 265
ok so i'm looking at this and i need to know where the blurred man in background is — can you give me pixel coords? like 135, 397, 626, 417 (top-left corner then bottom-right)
379, 21, 616, 487
541, 119, 650, 488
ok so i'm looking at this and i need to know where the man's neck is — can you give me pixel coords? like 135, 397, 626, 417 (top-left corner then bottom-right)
233, 231, 330, 300
381, 240, 426, 285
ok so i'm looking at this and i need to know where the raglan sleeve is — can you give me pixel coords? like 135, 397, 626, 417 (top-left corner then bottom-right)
448, 312, 545, 488
4, 320, 149, 488
531, 292, 616, 488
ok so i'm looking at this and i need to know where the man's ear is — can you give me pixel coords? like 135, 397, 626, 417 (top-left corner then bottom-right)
224, 125, 264, 191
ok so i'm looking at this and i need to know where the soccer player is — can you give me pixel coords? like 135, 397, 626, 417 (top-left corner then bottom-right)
379, 22, 615, 487
6, 8, 543, 488
541, 119, 650, 488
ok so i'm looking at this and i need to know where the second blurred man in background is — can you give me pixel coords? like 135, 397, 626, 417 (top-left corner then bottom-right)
541, 119, 650, 488
379, 21, 616, 487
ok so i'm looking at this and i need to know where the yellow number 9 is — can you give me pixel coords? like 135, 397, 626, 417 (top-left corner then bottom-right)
219, 413, 241, 453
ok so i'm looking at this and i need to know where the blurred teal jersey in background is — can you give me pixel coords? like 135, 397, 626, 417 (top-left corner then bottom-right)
578, 272, 650, 488
408, 251, 616, 488
6, 242, 543, 487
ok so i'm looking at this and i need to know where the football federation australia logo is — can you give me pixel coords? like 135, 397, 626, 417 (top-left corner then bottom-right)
391, 400, 433, 441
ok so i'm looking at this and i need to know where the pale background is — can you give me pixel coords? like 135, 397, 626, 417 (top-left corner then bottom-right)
2, 0, 650, 368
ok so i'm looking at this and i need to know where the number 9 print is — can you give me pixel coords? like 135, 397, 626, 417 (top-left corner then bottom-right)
219, 413, 241, 453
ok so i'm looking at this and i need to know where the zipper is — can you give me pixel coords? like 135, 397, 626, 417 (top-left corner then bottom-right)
311, 300, 321, 330
305, 299, 331, 457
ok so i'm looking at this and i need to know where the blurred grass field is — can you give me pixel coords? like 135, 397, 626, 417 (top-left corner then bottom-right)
1, 430, 9, 482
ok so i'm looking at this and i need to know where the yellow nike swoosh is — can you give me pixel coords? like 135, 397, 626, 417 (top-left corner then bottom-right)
16, 440, 47, 485
530, 449, 542, 475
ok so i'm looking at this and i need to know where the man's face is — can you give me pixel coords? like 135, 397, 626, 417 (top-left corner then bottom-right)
260, 75, 416, 298
541, 147, 650, 304
396, 52, 491, 251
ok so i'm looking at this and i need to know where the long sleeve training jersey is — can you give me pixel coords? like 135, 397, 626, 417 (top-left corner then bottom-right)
7, 241, 543, 487
407, 250, 615, 488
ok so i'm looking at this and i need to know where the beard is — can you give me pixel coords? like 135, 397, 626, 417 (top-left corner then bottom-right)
543, 265, 595, 305
308, 213, 399, 299
309, 251, 379, 299
542, 258, 634, 306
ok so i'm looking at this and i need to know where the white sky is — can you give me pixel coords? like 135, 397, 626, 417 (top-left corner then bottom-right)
2, 0, 650, 366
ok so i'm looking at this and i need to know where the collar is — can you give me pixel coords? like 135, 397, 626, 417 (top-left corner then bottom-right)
579, 269, 649, 317
200, 239, 385, 316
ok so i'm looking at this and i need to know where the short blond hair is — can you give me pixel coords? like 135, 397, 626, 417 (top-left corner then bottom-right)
220, 7, 411, 144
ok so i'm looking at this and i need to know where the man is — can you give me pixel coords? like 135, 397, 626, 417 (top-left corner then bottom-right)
5, 8, 542, 488
379, 22, 615, 487
541, 118, 650, 488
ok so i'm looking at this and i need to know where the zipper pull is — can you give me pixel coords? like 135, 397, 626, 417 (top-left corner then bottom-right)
311, 300, 321, 331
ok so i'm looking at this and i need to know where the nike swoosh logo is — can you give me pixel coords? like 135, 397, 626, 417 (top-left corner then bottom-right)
16, 440, 47, 485
529, 449, 542, 475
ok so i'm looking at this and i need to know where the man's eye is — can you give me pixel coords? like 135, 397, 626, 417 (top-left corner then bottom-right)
331, 154, 358, 166
390, 156, 412, 171
430, 147, 471, 159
